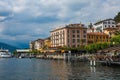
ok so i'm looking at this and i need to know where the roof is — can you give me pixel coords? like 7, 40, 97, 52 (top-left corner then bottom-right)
116, 23, 120, 27
50, 23, 87, 32
16, 49, 30, 52
94, 18, 114, 25
30, 39, 44, 44
117, 23, 120, 26
97, 44, 120, 53
87, 32, 109, 36
35, 39, 44, 42
44, 37, 50, 40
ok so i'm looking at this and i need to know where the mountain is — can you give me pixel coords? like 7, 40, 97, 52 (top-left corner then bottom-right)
0, 42, 18, 52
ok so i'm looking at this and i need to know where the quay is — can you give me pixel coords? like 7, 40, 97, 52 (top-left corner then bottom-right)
36, 50, 90, 62
14, 44, 120, 67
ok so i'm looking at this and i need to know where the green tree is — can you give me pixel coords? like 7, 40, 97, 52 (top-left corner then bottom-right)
13, 51, 17, 56
85, 42, 110, 53
110, 34, 120, 44
114, 12, 120, 23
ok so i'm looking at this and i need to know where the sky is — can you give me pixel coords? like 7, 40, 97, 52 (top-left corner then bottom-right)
0, 0, 120, 48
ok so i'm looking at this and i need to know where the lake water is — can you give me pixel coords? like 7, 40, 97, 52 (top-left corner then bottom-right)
0, 58, 120, 80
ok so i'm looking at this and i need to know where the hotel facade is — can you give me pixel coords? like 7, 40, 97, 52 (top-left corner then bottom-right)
50, 23, 87, 48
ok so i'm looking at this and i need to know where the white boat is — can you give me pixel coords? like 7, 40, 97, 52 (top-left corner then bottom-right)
0, 49, 12, 58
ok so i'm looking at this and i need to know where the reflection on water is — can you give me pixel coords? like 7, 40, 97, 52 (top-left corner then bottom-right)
0, 58, 120, 80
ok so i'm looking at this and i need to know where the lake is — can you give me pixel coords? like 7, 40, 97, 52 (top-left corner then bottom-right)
0, 58, 120, 80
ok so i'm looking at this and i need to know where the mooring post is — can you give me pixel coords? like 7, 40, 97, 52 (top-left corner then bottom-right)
90, 60, 93, 66
93, 60, 96, 66
90, 56, 96, 67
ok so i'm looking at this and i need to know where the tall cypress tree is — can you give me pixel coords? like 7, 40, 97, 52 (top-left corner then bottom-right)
114, 12, 120, 23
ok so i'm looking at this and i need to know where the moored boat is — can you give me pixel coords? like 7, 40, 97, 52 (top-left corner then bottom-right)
0, 49, 12, 58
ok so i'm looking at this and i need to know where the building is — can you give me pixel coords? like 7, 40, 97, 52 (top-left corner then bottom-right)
87, 27, 95, 33
50, 23, 87, 48
103, 28, 117, 38
116, 23, 120, 28
30, 39, 44, 50
94, 18, 116, 32
44, 37, 51, 48
87, 32, 110, 44
30, 41, 35, 50
103, 23, 120, 37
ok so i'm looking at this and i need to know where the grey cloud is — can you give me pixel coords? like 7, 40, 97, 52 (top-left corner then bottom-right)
0, 0, 120, 48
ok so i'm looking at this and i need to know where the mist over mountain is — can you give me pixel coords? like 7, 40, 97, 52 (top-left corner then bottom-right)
0, 42, 18, 52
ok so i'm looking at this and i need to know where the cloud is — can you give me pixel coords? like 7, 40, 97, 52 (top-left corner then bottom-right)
0, 0, 120, 48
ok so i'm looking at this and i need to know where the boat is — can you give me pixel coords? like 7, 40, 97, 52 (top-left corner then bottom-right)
0, 49, 12, 58
18, 56, 22, 58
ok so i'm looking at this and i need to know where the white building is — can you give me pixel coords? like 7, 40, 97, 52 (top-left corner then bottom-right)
93, 18, 116, 32
30, 39, 44, 50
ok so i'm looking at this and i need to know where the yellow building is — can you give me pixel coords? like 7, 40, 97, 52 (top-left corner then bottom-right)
44, 37, 51, 48
87, 32, 110, 44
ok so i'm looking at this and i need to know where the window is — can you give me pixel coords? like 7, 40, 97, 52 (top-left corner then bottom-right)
77, 35, 80, 38
82, 39, 86, 43
67, 30, 69, 33
72, 30, 75, 33
83, 35, 86, 38
68, 35, 69, 37
77, 39, 80, 43
72, 45, 75, 47
72, 39, 75, 43
77, 30, 79, 33
77, 45, 80, 47
83, 30, 86, 33
108, 22, 110, 24
96, 36, 98, 39
112, 22, 115, 24
104, 25, 106, 28
89, 36, 90, 39
73, 35, 75, 38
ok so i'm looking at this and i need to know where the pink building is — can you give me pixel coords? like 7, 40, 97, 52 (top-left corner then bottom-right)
50, 23, 87, 48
